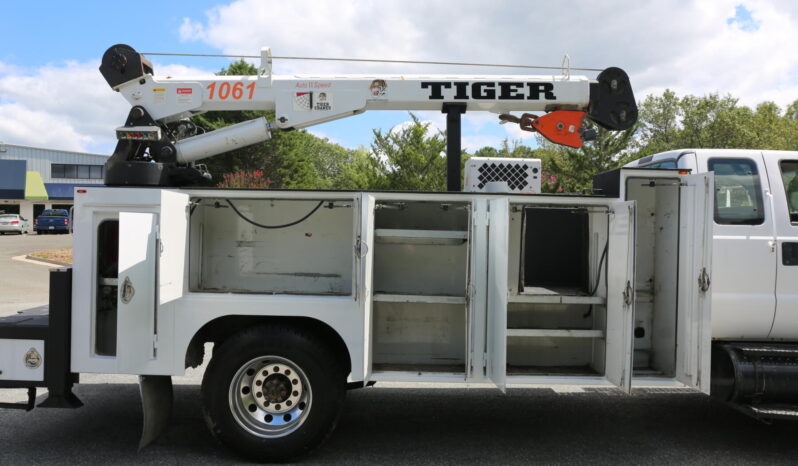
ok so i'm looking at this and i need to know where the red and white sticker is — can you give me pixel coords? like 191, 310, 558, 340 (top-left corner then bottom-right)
176, 87, 194, 105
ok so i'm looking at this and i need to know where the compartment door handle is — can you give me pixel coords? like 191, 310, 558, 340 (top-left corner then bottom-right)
121, 276, 135, 304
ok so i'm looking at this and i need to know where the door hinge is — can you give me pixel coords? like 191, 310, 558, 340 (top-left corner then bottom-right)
698, 267, 711, 292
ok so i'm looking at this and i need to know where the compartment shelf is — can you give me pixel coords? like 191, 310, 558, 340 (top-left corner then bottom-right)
373, 293, 466, 305
509, 294, 605, 305
506, 329, 605, 338
374, 229, 468, 245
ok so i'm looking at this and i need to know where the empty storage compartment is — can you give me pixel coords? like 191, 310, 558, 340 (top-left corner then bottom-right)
506, 302, 607, 376
189, 197, 356, 295
520, 207, 590, 295
372, 301, 466, 373
625, 177, 680, 378
506, 203, 612, 378
370, 200, 470, 374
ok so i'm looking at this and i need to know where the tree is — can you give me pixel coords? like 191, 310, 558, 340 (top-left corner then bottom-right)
536, 120, 639, 193
190, 60, 375, 190
369, 113, 448, 191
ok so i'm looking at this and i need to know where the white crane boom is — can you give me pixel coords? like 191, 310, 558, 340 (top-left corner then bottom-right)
99, 44, 637, 187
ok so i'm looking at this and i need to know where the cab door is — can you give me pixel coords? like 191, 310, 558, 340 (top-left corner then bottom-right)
699, 153, 776, 339
764, 153, 798, 338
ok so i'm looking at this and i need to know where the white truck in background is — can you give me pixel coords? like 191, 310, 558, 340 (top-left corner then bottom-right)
0, 43, 795, 462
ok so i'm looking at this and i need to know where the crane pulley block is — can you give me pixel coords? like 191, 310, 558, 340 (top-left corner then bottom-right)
522, 111, 592, 149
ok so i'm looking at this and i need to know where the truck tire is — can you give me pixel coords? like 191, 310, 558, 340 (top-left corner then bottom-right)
201, 325, 346, 462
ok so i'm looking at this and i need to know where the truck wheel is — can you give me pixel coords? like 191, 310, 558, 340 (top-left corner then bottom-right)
201, 326, 346, 462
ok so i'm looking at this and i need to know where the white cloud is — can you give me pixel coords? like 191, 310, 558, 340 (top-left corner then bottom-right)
5, 0, 798, 155
180, 0, 798, 110
0, 60, 213, 153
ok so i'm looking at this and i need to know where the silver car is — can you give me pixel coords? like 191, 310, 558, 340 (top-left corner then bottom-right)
0, 214, 31, 235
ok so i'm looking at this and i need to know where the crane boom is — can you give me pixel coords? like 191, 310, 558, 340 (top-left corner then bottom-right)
100, 44, 637, 187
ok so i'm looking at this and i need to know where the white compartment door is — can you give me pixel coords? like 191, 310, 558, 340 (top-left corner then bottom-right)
360, 194, 376, 383
487, 198, 509, 392
677, 173, 714, 393
605, 201, 635, 393
467, 199, 489, 381
117, 212, 158, 373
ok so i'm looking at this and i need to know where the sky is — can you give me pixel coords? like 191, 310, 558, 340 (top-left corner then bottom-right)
0, 0, 797, 155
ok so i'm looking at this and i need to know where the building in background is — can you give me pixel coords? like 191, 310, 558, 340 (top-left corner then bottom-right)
0, 142, 108, 221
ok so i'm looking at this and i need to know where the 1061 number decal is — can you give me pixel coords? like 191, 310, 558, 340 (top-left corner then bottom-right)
206, 81, 256, 100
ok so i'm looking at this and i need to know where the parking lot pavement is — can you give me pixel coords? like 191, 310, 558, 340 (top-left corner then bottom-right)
0, 232, 71, 316
2, 383, 798, 465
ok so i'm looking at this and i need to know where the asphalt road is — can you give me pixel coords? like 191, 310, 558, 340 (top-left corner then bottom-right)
2, 234, 798, 464
0, 232, 71, 316
2, 383, 798, 464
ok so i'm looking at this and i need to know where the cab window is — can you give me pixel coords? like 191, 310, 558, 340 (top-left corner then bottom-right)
781, 160, 798, 223
708, 158, 765, 225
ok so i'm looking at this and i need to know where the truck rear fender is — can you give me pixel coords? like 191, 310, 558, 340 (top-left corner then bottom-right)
185, 315, 352, 379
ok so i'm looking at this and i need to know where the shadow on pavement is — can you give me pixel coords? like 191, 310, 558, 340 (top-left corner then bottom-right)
3, 384, 798, 464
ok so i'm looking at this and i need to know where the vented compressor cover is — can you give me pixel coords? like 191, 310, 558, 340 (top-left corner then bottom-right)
464, 157, 541, 194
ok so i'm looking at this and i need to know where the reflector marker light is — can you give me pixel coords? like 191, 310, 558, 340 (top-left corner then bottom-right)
115, 125, 162, 141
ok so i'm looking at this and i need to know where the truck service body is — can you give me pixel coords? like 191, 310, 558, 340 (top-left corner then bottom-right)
0, 44, 794, 461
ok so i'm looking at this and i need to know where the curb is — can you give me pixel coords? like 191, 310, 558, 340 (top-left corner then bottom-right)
24, 255, 71, 267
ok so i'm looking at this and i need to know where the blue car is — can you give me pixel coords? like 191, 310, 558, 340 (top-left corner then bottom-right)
35, 209, 71, 234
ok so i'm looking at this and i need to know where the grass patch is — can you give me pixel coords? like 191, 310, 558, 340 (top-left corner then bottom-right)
29, 248, 72, 265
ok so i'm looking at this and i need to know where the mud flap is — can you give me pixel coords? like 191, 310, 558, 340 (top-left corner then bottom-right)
138, 375, 173, 450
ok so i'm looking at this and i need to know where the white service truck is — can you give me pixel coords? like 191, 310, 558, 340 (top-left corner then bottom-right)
0, 44, 788, 462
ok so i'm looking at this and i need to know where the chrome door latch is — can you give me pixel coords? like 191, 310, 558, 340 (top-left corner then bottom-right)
121, 276, 135, 304
698, 268, 711, 292
623, 281, 633, 306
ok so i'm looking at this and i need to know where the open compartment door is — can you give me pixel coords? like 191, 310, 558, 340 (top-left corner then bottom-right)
487, 198, 509, 392
467, 199, 489, 381
360, 194, 376, 383
605, 201, 636, 392
116, 212, 159, 373
676, 173, 713, 393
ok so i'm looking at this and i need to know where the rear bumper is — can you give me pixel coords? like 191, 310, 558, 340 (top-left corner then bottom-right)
0, 268, 81, 409
34, 225, 68, 232
0, 226, 24, 233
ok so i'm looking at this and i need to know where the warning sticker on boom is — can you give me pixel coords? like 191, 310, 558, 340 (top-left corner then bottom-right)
176, 88, 194, 105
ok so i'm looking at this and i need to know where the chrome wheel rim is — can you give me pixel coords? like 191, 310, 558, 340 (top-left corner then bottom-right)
229, 355, 312, 438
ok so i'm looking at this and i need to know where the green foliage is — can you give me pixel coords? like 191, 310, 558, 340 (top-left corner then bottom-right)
533, 91, 798, 193
536, 120, 639, 193
190, 59, 374, 190
369, 113, 448, 191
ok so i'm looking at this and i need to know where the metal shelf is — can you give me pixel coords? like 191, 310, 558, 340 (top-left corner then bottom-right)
374, 229, 467, 245
506, 329, 604, 338
373, 293, 466, 305
508, 294, 605, 305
